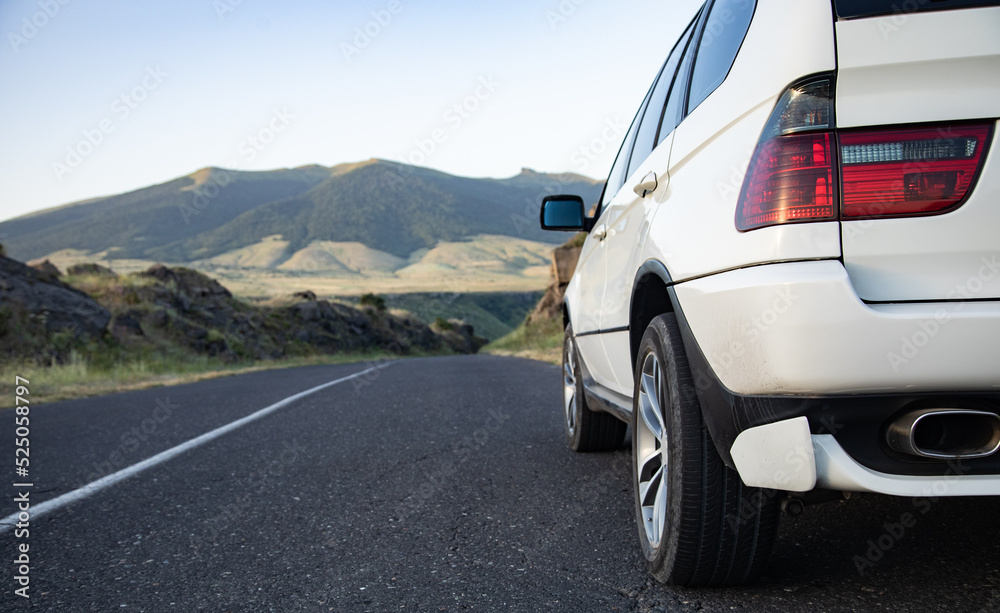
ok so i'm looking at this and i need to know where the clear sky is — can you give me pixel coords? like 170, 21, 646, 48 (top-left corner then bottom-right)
0, 0, 703, 222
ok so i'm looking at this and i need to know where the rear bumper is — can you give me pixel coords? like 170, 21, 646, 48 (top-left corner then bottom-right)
673, 260, 1000, 395
812, 434, 1000, 496
732, 417, 1000, 496
666, 260, 1000, 473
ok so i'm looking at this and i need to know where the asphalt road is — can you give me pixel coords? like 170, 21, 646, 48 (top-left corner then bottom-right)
2, 355, 1000, 612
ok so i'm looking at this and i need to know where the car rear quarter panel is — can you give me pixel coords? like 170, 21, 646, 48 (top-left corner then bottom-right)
642, 0, 842, 283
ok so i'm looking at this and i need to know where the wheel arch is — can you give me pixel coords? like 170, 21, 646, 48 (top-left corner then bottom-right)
629, 260, 675, 372
629, 260, 759, 470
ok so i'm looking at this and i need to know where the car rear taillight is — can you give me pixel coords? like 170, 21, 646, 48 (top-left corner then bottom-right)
736, 133, 837, 231
736, 75, 994, 232
736, 77, 837, 232
840, 124, 993, 218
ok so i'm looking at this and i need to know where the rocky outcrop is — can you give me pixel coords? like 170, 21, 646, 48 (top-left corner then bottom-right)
434, 321, 486, 354
0, 255, 111, 339
27, 259, 62, 280
67, 263, 118, 278
139, 264, 231, 299
0, 255, 111, 361
1, 255, 486, 365
551, 244, 581, 286
527, 240, 583, 325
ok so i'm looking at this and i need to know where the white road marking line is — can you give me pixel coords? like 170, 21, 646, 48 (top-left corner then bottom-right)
0, 364, 387, 534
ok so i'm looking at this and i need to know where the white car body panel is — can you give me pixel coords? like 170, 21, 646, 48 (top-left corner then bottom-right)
659, 0, 839, 284
673, 260, 1000, 395
730, 417, 816, 492
835, 7, 1000, 129
565, 235, 618, 389
600, 138, 674, 394
836, 7, 1000, 302
813, 434, 1000, 496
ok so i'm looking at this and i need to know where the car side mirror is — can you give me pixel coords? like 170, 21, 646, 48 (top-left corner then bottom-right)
540, 195, 587, 231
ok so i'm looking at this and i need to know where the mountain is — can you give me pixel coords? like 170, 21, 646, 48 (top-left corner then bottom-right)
1, 160, 603, 264
1, 165, 333, 262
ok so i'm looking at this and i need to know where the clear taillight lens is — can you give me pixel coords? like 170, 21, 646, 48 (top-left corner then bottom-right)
840, 124, 993, 218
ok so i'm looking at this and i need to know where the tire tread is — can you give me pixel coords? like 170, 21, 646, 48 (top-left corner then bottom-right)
637, 314, 781, 587
564, 324, 627, 453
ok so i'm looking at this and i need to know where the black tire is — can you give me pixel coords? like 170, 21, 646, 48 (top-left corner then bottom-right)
562, 323, 628, 452
631, 314, 780, 586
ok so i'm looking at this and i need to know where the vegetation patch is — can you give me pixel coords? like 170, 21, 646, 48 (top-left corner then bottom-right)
483, 316, 563, 365
0, 255, 486, 406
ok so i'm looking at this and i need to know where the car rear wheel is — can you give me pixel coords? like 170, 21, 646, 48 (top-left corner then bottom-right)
632, 314, 780, 586
563, 323, 627, 452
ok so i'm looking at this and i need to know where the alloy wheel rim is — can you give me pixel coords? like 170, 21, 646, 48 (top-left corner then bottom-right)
563, 336, 577, 436
636, 351, 669, 548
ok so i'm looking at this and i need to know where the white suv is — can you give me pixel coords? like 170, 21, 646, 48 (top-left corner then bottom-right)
540, 0, 1000, 586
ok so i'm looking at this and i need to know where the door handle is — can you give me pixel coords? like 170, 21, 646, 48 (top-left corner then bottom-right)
633, 171, 658, 197
592, 224, 607, 241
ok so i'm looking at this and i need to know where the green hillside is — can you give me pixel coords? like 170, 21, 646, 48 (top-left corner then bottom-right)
2, 160, 602, 264
1, 166, 331, 261
376, 291, 545, 341
149, 160, 601, 260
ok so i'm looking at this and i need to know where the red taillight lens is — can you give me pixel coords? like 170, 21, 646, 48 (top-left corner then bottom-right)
840, 124, 992, 218
736, 74, 994, 232
736, 132, 837, 231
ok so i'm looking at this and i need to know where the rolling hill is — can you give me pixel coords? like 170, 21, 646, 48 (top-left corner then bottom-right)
1, 160, 602, 264
1, 165, 333, 262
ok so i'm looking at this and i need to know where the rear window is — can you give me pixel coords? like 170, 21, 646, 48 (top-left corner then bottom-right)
834, 0, 1000, 19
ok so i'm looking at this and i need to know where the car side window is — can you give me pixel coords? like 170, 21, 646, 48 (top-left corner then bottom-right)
626, 19, 698, 179
657, 14, 700, 146
686, 0, 756, 115
600, 93, 650, 210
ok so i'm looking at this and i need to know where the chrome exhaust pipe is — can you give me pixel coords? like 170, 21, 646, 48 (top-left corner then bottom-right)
886, 409, 1000, 460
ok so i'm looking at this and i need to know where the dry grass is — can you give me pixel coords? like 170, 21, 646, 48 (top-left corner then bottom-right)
37, 235, 555, 299
482, 316, 563, 365
0, 351, 408, 409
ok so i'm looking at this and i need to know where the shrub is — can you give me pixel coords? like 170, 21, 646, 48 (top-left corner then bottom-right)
359, 293, 387, 312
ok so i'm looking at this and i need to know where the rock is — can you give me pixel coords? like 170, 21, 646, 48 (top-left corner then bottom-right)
331, 303, 370, 329
140, 264, 176, 283
528, 243, 582, 325
149, 309, 170, 328
111, 311, 145, 337
528, 285, 563, 325
186, 327, 209, 341
3, 253, 488, 365
139, 265, 231, 299
28, 259, 62, 280
0, 255, 110, 340
551, 244, 582, 285
436, 321, 487, 354
295, 301, 322, 322
205, 337, 228, 357
67, 263, 118, 279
